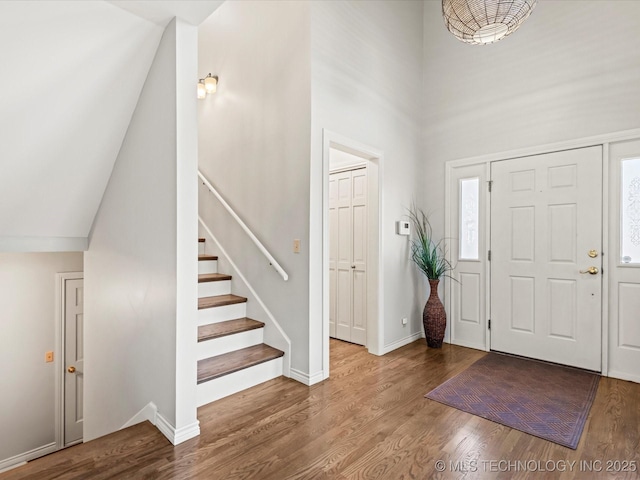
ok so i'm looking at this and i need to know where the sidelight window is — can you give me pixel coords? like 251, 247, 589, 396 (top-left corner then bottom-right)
621, 157, 640, 264
459, 177, 479, 260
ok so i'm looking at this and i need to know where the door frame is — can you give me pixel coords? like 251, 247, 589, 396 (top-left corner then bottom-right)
445, 128, 640, 377
322, 129, 383, 378
55, 272, 84, 450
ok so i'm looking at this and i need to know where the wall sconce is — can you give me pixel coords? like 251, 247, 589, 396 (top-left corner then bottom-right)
198, 73, 218, 99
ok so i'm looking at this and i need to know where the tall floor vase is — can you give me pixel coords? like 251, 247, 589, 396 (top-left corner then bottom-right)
423, 279, 446, 348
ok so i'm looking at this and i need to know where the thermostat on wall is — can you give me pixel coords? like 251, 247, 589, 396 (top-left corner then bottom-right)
396, 221, 410, 236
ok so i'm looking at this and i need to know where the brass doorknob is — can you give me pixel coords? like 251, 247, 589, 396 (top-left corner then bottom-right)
67, 366, 76, 373
579, 266, 599, 275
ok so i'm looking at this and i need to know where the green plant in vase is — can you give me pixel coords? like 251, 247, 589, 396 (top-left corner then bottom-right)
407, 205, 455, 348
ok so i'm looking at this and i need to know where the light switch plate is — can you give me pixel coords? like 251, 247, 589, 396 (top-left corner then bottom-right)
293, 239, 301, 254
45, 351, 54, 363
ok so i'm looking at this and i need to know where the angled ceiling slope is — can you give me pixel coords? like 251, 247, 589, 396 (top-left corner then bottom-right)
0, 0, 223, 252
107, 1, 225, 27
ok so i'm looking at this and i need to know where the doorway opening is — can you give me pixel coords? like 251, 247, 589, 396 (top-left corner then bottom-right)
322, 130, 382, 378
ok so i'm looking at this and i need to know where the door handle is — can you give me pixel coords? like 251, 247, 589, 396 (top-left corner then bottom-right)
67, 366, 76, 373
579, 266, 599, 275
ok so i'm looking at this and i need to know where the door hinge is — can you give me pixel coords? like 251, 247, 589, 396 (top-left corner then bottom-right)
488, 250, 492, 261
488, 319, 491, 330
488, 180, 493, 192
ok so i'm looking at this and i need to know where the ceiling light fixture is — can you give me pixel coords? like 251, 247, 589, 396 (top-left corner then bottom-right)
442, 0, 537, 45
197, 74, 218, 99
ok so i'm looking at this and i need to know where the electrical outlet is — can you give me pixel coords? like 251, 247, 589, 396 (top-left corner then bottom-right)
293, 239, 301, 254
45, 351, 54, 363
402, 317, 408, 326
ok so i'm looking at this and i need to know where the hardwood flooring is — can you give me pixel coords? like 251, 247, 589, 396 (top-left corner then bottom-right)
3, 339, 640, 479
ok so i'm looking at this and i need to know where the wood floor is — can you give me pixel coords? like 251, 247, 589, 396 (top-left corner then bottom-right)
3, 339, 640, 479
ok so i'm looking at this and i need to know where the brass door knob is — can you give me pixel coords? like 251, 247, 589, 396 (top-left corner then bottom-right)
67, 366, 76, 373
579, 266, 599, 275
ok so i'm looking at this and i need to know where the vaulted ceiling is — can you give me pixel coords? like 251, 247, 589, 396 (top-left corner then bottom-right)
0, 0, 222, 246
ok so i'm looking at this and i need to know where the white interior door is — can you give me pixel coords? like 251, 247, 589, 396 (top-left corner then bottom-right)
64, 278, 84, 446
329, 167, 367, 345
491, 146, 603, 371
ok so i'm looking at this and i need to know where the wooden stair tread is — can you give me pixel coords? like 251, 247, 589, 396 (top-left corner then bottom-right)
198, 318, 265, 342
198, 238, 205, 243
198, 294, 247, 309
197, 344, 284, 384
198, 273, 231, 283
199, 254, 218, 261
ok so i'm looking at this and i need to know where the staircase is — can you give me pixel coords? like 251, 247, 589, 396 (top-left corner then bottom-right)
196, 238, 284, 407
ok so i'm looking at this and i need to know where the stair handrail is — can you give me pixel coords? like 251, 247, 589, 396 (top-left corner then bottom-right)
198, 170, 288, 281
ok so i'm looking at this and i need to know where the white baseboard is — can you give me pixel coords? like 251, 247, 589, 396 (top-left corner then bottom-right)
155, 413, 201, 446
607, 369, 640, 384
120, 402, 158, 429
0, 442, 57, 473
290, 368, 325, 386
381, 332, 424, 354
173, 421, 201, 445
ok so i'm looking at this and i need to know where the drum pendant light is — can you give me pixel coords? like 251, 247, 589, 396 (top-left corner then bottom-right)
442, 0, 537, 45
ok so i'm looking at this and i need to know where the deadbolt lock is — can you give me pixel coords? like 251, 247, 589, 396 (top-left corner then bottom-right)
588, 250, 598, 258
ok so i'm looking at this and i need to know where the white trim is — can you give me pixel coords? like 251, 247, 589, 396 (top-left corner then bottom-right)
0, 443, 57, 473
447, 128, 640, 168
198, 171, 288, 281
56, 272, 84, 451
0, 236, 87, 252
601, 144, 610, 376
173, 421, 201, 445
322, 130, 384, 381
381, 332, 424, 355
290, 368, 325, 386
155, 413, 200, 446
199, 218, 292, 377
120, 402, 158, 429
329, 163, 368, 174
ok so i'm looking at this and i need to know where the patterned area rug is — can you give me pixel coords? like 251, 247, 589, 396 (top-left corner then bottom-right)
425, 353, 600, 449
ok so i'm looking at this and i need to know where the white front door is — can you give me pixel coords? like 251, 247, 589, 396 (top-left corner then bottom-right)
329, 167, 367, 345
491, 146, 603, 371
64, 278, 84, 446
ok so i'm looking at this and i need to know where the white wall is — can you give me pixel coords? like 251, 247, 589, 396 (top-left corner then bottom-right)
310, 0, 425, 371
198, 1, 312, 373
423, 0, 640, 238
0, 1, 162, 250
84, 18, 199, 443
0, 253, 83, 465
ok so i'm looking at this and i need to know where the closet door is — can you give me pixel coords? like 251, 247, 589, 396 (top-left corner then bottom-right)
329, 168, 367, 345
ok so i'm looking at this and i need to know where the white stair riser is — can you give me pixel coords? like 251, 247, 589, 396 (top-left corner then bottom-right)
197, 328, 264, 360
197, 358, 283, 407
198, 242, 205, 255
198, 280, 231, 297
198, 303, 246, 325
198, 260, 218, 275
